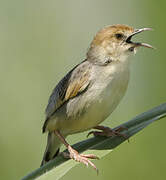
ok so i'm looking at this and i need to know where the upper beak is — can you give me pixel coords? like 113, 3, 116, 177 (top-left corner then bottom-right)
126, 28, 154, 49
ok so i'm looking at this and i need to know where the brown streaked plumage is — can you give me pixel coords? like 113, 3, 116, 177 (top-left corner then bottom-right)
43, 60, 91, 133
64, 65, 90, 100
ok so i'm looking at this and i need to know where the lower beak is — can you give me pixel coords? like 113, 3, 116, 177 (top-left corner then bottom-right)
126, 28, 154, 49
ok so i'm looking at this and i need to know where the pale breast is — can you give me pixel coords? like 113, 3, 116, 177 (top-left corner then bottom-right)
54, 62, 130, 135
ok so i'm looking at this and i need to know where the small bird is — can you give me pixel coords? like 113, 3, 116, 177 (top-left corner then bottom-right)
41, 24, 153, 170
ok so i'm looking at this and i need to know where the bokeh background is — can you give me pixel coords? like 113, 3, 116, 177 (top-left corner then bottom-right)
0, 0, 166, 179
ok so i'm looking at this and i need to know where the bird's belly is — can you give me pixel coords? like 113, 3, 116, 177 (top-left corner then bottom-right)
56, 71, 129, 135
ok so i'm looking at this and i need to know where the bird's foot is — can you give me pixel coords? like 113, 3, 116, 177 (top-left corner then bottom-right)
87, 125, 128, 139
62, 145, 99, 172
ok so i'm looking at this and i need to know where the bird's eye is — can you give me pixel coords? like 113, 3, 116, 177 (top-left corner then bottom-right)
128, 47, 135, 52
115, 33, 123, 39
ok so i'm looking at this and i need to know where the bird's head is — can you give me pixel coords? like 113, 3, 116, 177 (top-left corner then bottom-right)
87, 24, 153, 64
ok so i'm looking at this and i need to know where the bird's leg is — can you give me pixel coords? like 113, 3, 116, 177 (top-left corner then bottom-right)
87, 125, 127, 139
54, 130, 99, 172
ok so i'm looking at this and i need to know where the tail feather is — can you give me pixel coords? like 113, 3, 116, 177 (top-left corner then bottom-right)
41, 132, 64, 166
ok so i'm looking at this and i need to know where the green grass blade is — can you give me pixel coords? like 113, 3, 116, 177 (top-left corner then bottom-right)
22, 103, 166, 180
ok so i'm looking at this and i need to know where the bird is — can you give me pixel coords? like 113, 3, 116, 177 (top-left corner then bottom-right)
41, 24, 153, 171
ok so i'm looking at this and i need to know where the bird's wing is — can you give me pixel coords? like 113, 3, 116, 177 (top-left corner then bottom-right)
43, 60, 91, 132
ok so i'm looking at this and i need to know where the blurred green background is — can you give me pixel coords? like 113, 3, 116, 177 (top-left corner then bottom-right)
0, 0, 166, 179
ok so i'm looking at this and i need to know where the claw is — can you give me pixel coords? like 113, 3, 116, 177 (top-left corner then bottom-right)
54, 130, 99, 172
87, 131, 95, 137
62, 145, 99, 173
82, 154, 100, 160
87, 125, 129, 140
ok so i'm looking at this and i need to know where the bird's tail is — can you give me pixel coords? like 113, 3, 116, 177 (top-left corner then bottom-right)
41, 131, 66, 166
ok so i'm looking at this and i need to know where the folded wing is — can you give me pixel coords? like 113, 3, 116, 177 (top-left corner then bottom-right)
43, 60, 91, 133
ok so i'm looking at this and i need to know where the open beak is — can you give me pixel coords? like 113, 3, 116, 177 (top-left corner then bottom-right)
126, 28, 154, 49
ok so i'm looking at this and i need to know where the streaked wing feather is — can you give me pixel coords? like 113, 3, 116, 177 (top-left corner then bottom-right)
65, 70, 90, 100
45, 71, 71, 118
45, 60, 91, 119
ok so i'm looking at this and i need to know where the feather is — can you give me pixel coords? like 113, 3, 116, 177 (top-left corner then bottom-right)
43, 60, 91, 133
